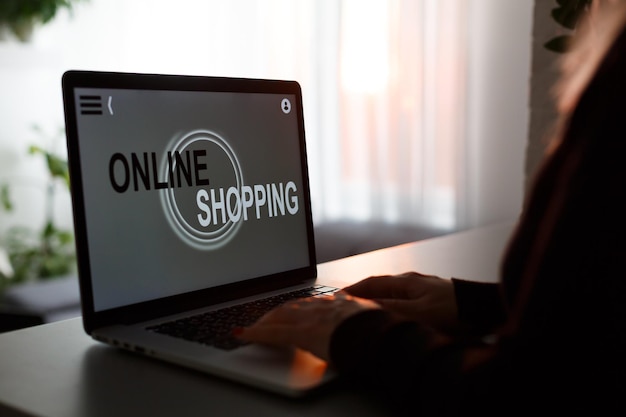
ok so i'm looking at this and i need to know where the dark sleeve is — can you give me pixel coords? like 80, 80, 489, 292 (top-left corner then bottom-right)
451, 278, 506, 333
329, 309, 467, 415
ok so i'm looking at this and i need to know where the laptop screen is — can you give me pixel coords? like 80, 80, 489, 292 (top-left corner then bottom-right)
64, 72, 314, 314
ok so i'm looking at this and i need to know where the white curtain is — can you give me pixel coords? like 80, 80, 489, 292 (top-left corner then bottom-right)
326, 0, 468, 231
222, 0, 470, 231
1, 0, 478, 233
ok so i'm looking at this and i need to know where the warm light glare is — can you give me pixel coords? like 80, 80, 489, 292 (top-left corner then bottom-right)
288, 348, 328, 387
340, 0, 390, 94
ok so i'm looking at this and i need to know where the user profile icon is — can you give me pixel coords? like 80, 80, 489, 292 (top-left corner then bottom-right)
281, 98, 291, 114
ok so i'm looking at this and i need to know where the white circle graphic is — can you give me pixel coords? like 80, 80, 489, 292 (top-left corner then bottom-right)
159, 130, 244, 250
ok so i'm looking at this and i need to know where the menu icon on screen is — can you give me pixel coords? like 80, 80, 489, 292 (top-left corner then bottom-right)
79, 95, 103, 115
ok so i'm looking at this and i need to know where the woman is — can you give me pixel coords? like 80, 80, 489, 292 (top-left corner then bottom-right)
238, 2, 626, 415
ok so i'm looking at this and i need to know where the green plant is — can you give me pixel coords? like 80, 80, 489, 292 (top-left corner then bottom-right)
545, 0, 593, 53
0, 126, 75, 291
0, 0, 83, 42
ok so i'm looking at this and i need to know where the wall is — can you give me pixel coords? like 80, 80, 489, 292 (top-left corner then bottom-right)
526, 0, 562, 193
464, 0, 533, 228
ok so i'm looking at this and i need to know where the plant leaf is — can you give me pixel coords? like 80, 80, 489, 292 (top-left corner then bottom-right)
29, 144, 70, 187
545, 35, 572, 53
551, 0, 591, 30
1, 184, 13, 211
46, 153, 70, 186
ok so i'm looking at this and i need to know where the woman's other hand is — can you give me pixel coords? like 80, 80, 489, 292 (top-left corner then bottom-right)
344, 272, 458, 332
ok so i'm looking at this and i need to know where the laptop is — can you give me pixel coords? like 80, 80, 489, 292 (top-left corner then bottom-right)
61, 70, 339, 397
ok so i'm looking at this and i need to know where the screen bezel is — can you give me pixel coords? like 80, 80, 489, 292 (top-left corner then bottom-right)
62, 70, 317, 333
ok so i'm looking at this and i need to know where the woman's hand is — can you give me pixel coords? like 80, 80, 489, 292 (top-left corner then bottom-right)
344, 272, 458, 332
238, 271, 458, 359
237, 292, 380, 361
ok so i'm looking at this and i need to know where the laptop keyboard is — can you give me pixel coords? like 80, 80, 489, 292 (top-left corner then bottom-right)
146, 285, 339, 350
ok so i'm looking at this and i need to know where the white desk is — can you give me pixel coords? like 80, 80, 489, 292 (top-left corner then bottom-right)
0, 222, 513, 417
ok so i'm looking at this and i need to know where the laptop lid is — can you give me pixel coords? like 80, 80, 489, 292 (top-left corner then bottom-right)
62, 70, 317, 334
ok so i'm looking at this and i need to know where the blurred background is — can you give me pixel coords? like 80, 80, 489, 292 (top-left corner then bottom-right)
0, 0, 535, 233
